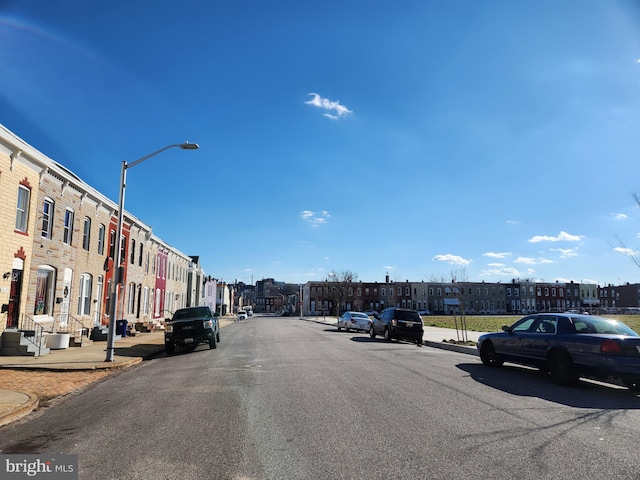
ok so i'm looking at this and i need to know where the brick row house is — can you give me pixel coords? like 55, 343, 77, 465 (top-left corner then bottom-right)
301, 277, 616, 316
0, 124, 210, 354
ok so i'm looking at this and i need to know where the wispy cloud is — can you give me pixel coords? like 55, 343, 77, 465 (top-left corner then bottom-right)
300, 210, 330, 226
614, 246, 639, 256
550, 247, 578, 259
305, 93, 352, 120
528, 231, 582, 243
432, 254, 471, 266
514, 256, 554, 265
483, 252, 512, 259
481, 266, 521, 277
614, 213, 628, 220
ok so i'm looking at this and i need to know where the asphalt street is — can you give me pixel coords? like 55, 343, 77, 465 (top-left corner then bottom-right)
1, 316, 640, 479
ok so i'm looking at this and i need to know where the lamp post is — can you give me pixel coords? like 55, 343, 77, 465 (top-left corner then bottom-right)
105, 142, 199, 362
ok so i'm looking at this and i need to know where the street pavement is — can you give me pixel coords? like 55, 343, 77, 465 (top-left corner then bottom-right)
0, 315, 485, 427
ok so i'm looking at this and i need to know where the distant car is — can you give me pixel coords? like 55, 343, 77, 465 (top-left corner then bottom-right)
370, 308, 424, 345
418, 309, 430, 316
337, 311, 372, 332
364, 310, 379, 317
280, 310, 291, 317
477, 313, 640, 389
165, 306, 220, 354
237, 310, 248, 320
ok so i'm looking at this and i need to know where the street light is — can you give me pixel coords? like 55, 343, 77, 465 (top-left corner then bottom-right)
105, 142, 199, 362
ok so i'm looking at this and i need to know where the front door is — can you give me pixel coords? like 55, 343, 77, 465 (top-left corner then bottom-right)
7, 269, 23, 328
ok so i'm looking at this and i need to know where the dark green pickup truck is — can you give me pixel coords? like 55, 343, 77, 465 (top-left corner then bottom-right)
164, 306, 220, 354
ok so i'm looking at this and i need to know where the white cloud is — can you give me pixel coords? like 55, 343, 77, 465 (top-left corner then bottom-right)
487, 262, 505, 267
528, 231, 583, 243
614, 246, 639, 256
300, 210, 330, 227
550, 247, 578, 259
614, 213, 628, 220
483, 252, 511, 259
481, 267, 521, 277
514, 256, 554, 265
305, 93, 352, 119
432, 254, 471, 266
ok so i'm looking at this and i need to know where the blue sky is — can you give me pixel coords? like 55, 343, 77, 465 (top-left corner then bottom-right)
2, 0, 640, 287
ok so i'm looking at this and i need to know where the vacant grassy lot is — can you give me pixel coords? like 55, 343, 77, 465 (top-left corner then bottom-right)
423, 314, 640, 334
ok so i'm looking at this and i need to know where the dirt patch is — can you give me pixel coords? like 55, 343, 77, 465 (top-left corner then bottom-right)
0, 369, 114, 406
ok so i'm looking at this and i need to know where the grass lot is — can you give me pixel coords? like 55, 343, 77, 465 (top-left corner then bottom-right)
423, 314, 640, 334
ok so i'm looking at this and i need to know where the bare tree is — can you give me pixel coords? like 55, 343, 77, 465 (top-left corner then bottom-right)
450, 269, 469, 343
615, 192, 640, 268
326, 270, 358, 316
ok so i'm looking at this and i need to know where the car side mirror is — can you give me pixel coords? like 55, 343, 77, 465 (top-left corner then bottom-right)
501, 325, 511, 333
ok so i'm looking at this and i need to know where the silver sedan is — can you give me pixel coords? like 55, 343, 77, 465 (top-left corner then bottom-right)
337, 311, 372, 333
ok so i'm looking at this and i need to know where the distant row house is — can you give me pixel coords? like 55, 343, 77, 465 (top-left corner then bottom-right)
0, 124, 226, 354
301, 276, 640, 317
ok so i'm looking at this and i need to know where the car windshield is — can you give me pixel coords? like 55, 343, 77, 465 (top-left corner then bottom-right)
173, 307, 210, 319
352, 313, 369, 319
573, 316, 638, 336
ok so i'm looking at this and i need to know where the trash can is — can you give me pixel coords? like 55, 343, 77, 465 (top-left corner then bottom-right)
116, 319, 128, 337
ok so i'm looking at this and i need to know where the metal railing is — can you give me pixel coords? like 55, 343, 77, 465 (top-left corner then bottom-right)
19, 314, 46, 357
54, 314, 89, 342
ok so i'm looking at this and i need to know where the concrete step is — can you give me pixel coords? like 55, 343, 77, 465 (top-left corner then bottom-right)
1, 330, 50, 356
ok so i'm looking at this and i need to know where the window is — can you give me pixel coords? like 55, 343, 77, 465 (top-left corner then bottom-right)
63, 208, 74, 244
34, 266, 56, 315
130, 239, 136, 264
82, 217, 91, 250
15, 186, 31, 232
41, 198, 54, 238
97, 224, 105, 255
127, 283, 136, 314
109, 229, 116, 259
143, 286, 150, 314
77, 273, 92, 315
405, 287, 410, 296
138, 244, 144, 266
119, 235, 126, 264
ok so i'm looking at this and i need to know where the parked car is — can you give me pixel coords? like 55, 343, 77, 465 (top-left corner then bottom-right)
364, 310, 379, 317
337, 311, 372, 332
369, 308, 424, 345
165, 306, 220, 354
418, 309, 430, 316
477, 313, 640, 389
237, 310, 248, 320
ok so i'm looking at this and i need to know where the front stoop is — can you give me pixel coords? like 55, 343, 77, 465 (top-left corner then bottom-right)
0, 330, 50, 357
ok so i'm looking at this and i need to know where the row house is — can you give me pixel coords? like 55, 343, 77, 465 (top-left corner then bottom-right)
599, 283, 640, 312
301, 276, 608, 317
0, 124, 203, 352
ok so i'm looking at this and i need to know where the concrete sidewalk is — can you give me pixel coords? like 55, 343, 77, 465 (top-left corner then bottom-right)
0, 315, 486, 427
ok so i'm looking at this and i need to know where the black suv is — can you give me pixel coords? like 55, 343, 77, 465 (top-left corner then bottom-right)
165, 306, 220, 354
370, 308, 424, 345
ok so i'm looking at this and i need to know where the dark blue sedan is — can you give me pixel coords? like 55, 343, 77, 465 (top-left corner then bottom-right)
477, 313, 640, 390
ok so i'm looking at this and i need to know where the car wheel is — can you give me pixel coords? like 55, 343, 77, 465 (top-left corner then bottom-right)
549, 352, 578, 386
337, 324, 342, 331
165, 343, 175, 355
209, 336, 217, 349
345, 326, 350, 333
216, 331, 220, 343
369, 326, 376, 339
479, 342, 504, 367
384, 327, 392, 342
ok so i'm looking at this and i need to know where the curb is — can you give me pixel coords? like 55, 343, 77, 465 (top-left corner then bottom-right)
0, 391, 38, 428
423, 340, 479, 356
